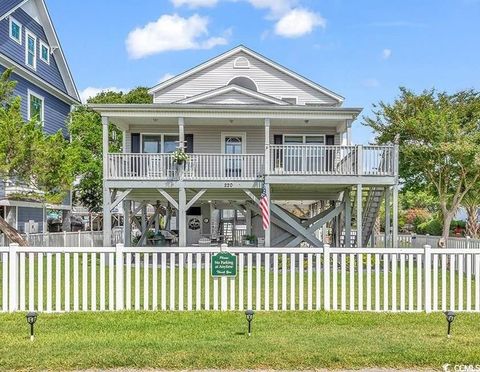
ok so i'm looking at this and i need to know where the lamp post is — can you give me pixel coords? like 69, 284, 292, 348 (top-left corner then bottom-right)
245, 310, 254, 336
26, 312, 37, 341
444, 311, 456, 338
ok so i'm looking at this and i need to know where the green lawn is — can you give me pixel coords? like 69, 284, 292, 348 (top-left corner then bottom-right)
1, 311, 480, 370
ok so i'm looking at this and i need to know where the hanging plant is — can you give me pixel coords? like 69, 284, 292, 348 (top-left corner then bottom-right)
172, 148, 189, 164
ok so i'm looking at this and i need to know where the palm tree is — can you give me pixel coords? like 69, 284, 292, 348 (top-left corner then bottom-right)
463, 191, 480, 239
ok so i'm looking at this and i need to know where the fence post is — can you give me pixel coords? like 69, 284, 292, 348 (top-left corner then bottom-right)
357, 145, 363, 175
424, 244, 432, 313
115, 244, 124, 310
323, 244, 330, 311
8, 243, 18, 312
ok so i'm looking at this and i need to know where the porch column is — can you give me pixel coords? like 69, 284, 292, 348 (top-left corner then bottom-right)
346, 120, 352, 145
264, 183, 271, 247
123, 200, 131, 247
385, 187, 391, 248
392, 183, 399, 248
102, 116, 112, 247
344, 189, 352, 247
264, 118, 270, 175
178, 117, 185, 150
356, 184, 363, 247
179, 187, 187, 246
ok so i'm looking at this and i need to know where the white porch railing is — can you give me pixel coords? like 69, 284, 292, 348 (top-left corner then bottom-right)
185, 154, 264, 180
269, 145, 395, 176
108, 153, 176, 180
1, 244, 480, 313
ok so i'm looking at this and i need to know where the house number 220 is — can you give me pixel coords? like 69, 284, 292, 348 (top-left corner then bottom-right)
224, 182, 234, 188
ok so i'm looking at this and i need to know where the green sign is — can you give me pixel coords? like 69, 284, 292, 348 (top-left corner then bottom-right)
211, 252, 237, 277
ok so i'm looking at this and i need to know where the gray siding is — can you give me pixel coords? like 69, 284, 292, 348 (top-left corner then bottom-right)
17, 206, 44, 233
0, 7, 67, 94
197, 91, 275, 105
154, 51, 339, 106
0, 65, 71, 135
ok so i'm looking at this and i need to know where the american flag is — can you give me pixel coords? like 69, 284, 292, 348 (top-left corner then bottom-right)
259, 183, 270, 230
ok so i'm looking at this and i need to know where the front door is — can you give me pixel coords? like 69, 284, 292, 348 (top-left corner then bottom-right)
224, 135, 243, 177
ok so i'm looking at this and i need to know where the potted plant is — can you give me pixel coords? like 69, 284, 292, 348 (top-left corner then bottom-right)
244, 234, 257, 246
172, 148, 189, 165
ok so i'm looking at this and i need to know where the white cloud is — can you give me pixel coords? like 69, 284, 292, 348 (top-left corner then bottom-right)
248, 0, 298, 17
79, 87, 127, 103
362, 78, 380, 88
125, 14, 228, 59
171, 0, 219, 8
382, 48, 392, 60
158, 73, 175, 84
275, 8, 326, 38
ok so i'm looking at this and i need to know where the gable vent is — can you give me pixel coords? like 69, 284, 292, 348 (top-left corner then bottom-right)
233, 56, 250, 69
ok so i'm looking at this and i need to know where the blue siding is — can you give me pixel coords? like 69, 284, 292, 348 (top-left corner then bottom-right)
0, 65, 70, 135
17, 206, 44, 233
0, 7, 67, 94
0, 0, 24, 18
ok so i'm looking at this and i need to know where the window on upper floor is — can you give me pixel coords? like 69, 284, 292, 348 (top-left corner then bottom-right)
25, 30, 36, 69
40, 40, 50, 64
281, 97, 298, 105
9, 17, 22, 44
233, 56, 250, 69
28, 90, 44, 124
228, 76, 257, 91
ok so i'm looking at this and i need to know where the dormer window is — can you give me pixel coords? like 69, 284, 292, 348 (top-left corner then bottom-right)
9, 17, 22, 44
40, 41, 50, 64
25, 30, 36, 70
233, 56, 250, 69
228, 76, 257, 91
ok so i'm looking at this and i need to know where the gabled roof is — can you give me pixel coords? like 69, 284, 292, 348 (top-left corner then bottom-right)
175, 84, 290, 105
0, 0, 80, 102
149, 45, 344, 103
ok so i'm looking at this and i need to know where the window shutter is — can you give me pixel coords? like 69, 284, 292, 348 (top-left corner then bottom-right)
131, 133, 140, 153
273, 135, 283, 145
185, 134, 194, 153
326, 135, 335, 145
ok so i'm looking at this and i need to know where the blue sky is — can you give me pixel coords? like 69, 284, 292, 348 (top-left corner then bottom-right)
47, 0, 480, 143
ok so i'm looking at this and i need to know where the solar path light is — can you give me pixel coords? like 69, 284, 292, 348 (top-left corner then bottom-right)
26, 312, 37, 341
444, 311, 456, 338
245, 309, 254, 336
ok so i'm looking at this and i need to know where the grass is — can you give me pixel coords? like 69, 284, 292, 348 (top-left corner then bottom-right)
1, 311, 480, 370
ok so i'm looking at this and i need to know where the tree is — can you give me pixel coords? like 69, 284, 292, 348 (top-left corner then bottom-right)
69, 87, 151, 212
364, 88, 480, 244
463, 191, 480, 239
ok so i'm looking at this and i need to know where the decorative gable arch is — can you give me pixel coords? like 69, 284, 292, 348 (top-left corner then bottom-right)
227, 76, 258, 91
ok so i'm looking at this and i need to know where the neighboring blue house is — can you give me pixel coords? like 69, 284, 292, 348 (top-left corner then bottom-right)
0, 0, 80, 233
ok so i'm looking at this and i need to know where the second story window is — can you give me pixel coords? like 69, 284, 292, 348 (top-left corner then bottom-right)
9, 17, 22, 44
28, 90, 44, 124
25, 31, 36, 70
40, 41, 50, 64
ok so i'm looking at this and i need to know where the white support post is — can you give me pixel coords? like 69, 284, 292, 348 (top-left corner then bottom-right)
323, 244, 330, 310
115, 244, 124, 310
346, 120, 352, 145
265, 183, 271, 247
356, 184, 363, 247
357, 145, 363, 175
393, 183, 399, 248
264, 118, 270, 175
345, 189, 352, 248
123, 200, 131, 247
178, 117, 185, 150
9, 243, 18, 312
385, 187, 391, 248
424, 245, 432, 313
179, 187, 187, 247
102, 116, 112, 247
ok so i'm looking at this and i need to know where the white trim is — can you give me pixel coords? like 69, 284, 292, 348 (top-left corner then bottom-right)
177, 85, 288, 106
283, 134, 326, 144
281, 96, 298, 105
233, 56, 250, 69
140, 133, 179, 153
9, 16, 22, 45
0, 199, 71, 210
27, 89, 45, 124
25, 29, 37, 70
227, 75, 258, 91
148, 45, 344, 103
39, 39, 50, 64
221, 132, 247, 154
15, 205, 18, 230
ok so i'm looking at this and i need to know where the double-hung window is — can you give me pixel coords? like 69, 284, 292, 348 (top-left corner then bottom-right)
141, 134, 179, 178
9, 17, 22, 44
28, 90, 44, 124
283, 135, 326, 173
40, 40, 50, 64
25, 30, 36, 69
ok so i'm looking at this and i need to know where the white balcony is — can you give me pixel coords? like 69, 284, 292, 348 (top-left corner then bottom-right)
106, 145, 396, 181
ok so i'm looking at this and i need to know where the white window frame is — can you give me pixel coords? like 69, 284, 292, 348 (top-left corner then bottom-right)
27, 89, 45, 125
39, 40, 50, 64
25, 29, 37, 70
233, 56, 250, 69
227, 76, 258, 92
9, 16, 22, 45
283, 134, 326, 144
140, 133, 179, 153
281, 96, 298, 105
221, 132, 247, 154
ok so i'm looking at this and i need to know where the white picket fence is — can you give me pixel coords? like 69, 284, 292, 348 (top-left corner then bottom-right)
375, 234, 480, 249
1, 244, 480, 313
